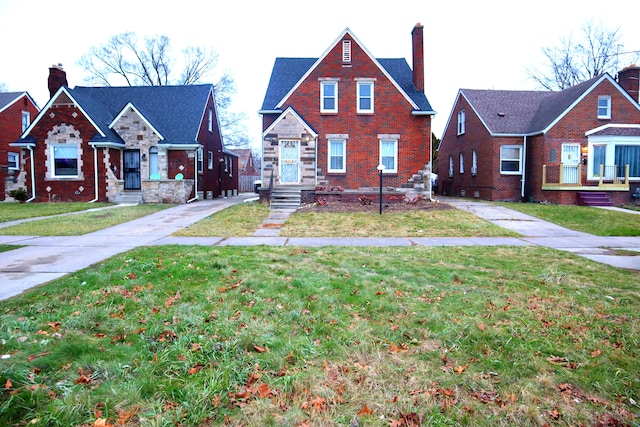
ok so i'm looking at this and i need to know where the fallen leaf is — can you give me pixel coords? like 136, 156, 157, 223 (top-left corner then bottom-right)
5, 379, 12, 389
357, 404, 374, 416
454, 364, 468, 375
591, 349, 601, 358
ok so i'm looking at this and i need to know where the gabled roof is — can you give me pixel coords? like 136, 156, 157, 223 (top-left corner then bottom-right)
0, 91, 39, 114
263, 106, 318, 137
452, 74, 639, 137
17, 84, 214, 146
260, 28, 434, 114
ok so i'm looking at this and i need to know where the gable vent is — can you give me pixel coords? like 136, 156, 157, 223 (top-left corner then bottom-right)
342, 40, 351, 63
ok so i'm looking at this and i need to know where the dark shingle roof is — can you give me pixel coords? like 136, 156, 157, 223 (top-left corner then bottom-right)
460, 75, 604, 135
70, 85, 213, 145
261, 57, 434, 113
0, 91, 26, 111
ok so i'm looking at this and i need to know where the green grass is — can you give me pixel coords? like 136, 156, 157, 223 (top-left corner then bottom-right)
281, 209, 518, 237
173, 202, 269, 237
0, 202, 113, 223
0, 245, 20, 253
0, 205, 172, 236
1, 245, 638, 426
497, 202, 640, 236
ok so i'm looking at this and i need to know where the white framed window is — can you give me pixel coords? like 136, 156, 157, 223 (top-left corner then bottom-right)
149, 146, 159, 178
342, 40, 351, 63
457, 110, 466, 135
208, 151, 213, 170
21, 111, 30, 132
357, 81, 374, 113
328, 139, 346, 173
598, 96, 611, 119
8, 152, 19, 170
197, 148, 203, 173
51, 144, 79, 177
459, 153, 465, 174
500, 145, 522, 174
208, 108, 213, 132
380, 139, 398, 173
320, 81, 338, 113
471, 151, 478, 175
586, 136, 640, 180
448, 155, 454, 177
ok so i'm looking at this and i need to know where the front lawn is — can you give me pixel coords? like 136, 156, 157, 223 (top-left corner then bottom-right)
498, 202, 640, 236
1, 245, 637, 426
0, 205, 172, 236
0, 202, 113, 223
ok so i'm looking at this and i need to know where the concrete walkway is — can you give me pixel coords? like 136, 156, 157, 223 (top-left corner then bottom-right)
1, 196, 639, 301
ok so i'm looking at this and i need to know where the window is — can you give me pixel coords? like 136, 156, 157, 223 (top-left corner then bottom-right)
471, 151, 478, 175
380, 139, 398, 173
208, 109, 213, 132
208, 151, 213, 170
51, 144, 78, 177
448, 156, 454, 177
357, 81, 374, 113
500, 145, 522, 174
328, 139, 346, 173
615, 145, 640, 178
459, 153, 465, 174
457, 110, 466, 135
197, 148, 203, 173
8, 152, 19, 170
21, 111, 30, 132
320, 81, 338, 113
598, 96, 611, 119
342, 40, 351, 63
149, 146, 159, 178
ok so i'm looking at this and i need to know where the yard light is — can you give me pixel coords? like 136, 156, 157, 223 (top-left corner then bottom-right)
377, 164, 385, 215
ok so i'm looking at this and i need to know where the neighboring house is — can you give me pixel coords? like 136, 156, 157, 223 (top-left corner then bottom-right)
233, 148, 260, 192
259, 24, 435, 192
12, 65, 237, 204
0, 91, 39, 200
438, 66, 640, 205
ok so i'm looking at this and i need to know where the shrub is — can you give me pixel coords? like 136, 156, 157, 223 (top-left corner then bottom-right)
8, 188, 28, 202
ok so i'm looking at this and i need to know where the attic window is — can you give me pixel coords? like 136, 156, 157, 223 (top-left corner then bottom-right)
342, 40, 351, 63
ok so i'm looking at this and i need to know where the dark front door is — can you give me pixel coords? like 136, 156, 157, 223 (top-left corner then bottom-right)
124, 149, 141, 190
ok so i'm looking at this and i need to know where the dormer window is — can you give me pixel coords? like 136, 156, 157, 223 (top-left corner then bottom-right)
342, 40, 351, 63
598, 96, 611, 119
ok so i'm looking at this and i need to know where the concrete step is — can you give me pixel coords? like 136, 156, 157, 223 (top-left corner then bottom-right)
577, 192, 613, 206
114, 192, 143, 204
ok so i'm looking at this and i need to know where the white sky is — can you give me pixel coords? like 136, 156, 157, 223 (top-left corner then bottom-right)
1, 0, 639, 147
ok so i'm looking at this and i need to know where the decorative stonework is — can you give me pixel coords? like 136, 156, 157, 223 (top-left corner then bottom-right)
44, 124, 84, 181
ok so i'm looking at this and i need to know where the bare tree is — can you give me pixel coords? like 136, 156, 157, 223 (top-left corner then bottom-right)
526, 20, 636, 90
78, 33, 251, 147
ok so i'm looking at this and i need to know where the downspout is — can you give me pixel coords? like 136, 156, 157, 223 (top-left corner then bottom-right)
428, 120, 436, 202
89, 145, 99, 203
314, 136, 318, 186
26, 146, 36, 202
187, 148, 200, 203
521, 136, 527, 200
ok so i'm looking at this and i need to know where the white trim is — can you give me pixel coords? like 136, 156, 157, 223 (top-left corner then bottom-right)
50, 143, 80, 178
327, 138, 346, 173
7, 152, 19, 170
0, 92, 39, 115
320, 80, 338, 113
597, 95, 612, 119
262, 107, 318, 138
499, 145, 523, 175
356, 80, 374, 114
379, 138, 398, 173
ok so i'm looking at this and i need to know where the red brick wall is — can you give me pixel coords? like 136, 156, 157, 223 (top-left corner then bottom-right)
24, 104, 107, 202
0, 95, 39, 200
266, 33, 432, 189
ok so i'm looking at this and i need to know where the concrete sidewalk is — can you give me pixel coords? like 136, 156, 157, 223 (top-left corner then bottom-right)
1, 197, 639, 301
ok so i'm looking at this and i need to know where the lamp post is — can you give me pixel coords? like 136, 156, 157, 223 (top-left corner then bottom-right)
377, 164, 385, 215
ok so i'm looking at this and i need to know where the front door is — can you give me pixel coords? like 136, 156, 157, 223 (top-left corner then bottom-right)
280, 140, 299, 183
561, 144, 580, 184
124, 149, 141, 190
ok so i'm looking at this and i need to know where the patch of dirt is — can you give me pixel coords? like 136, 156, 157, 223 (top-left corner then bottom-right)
297, 199, 454, 213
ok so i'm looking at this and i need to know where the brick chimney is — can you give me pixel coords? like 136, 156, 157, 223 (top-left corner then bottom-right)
618, 65, 640, 103
48, 64, 68, 98
411, 23, 424, 92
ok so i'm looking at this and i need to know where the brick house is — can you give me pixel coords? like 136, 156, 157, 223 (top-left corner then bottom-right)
438, 66, 640, 205
12, 65, 237, 204
0, 92, 39, 200
233, 148, 260, 192
259, 24, 435, 197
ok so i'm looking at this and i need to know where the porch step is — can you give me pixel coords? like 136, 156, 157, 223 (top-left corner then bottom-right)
577, 192, 613, 207
270, 187, 301, 210
114, 191, 143, 205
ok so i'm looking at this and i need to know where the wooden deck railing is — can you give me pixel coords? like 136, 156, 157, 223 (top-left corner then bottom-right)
542, 164, 629, 190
